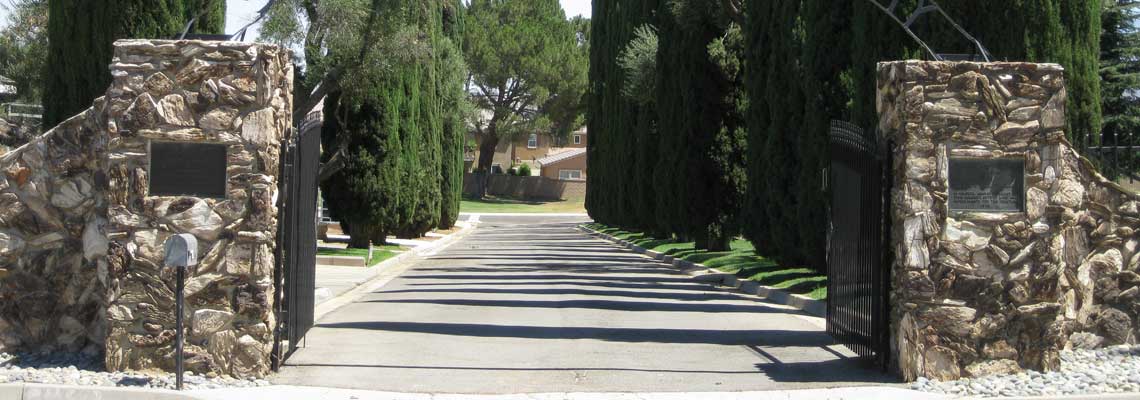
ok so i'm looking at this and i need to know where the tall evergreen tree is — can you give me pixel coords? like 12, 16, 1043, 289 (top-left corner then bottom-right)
438, 0, 470, 229
587, 0, 656, 228
1100, 0, 1140, 177
393, 0, 444, 239
264, 0, 464, 246
743, 0, 806, 262
44, 0, 225, 126
321, 86, 404, 248
653, 1, 745, 251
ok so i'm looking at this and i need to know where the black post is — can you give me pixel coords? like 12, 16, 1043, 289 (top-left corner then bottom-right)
175, 267, 185, 390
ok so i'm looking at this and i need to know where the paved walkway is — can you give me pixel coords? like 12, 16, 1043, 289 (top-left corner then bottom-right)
274, 215, 895, 393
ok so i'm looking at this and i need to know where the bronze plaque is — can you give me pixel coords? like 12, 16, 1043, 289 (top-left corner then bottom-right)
149, 142, 227, 198
948, 158, 1025, 212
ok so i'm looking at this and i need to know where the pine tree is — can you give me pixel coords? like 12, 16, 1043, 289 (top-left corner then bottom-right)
465, 0, 586, 191
44, 0, 225, 126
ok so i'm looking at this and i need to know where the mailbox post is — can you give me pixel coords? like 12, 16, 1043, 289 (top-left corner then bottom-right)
163, 234, 198, 390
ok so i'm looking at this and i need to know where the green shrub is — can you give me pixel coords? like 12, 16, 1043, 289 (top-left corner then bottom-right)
518, 163, 532, 176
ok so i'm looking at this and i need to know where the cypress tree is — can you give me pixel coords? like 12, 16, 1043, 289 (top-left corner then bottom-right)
740, 0, 1101, 272
397, 0, 444, 239
44, 0, 225, 126
438, 0, 468, 229
320, 86, 405, 248
793, 0, 853, 269
651, 3, 693, 241
743, 0, 805, 262
653, 2, 745, 251
1100, 0, 1140, 177
587, 1, 657, 229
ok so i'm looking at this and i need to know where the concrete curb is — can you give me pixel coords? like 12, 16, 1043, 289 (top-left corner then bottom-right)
0, 383, 952, 400
191, 385, 951, 400
578, 224, 827, 318
0, 383, 191, 400
312, 221, 477, 322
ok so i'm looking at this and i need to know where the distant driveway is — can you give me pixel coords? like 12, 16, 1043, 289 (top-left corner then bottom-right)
274, 215, 894, 393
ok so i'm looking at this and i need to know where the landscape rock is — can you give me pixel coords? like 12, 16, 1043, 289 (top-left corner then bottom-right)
191, 309, 233, 338
163, 200, 224, 241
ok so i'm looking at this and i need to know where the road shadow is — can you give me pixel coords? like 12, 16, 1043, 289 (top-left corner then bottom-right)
375, 287, 753, 302
404, 280, 717, 292
399, 273, 704, 284
316, 321, 831, 346
362, 298, 797, 314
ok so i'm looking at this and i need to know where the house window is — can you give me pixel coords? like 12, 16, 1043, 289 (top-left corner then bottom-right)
573, 135, 582, 145
527, 134, 538, 149
559, 169, 583, 180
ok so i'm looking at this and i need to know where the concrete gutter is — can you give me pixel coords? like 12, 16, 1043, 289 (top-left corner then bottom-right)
0, 383, 953, 400
0, 383, 189, 400
578, 225, 827, 318
7, 382, 1137, 400
12, 381, 1139, 400
194, 385, 950, 400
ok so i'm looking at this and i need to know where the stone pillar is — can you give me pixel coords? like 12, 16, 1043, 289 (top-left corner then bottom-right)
879, 61, 1140, 381
101, 40, 292, 378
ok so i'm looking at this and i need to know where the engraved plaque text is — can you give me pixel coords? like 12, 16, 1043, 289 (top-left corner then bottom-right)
948, 158, 1025, 212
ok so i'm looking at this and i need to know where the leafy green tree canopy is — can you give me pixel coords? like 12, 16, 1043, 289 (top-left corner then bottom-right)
464, 0, 587, 171
0, 0, 48, 104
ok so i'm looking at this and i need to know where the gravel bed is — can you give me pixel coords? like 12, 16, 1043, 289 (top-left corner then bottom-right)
0, 352, 271, 390
912, 345, 1140, 398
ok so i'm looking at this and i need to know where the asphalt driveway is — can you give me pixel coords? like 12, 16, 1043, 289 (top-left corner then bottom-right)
273, 215, 894, 393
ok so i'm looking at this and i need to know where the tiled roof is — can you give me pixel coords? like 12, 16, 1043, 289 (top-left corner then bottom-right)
537, 147, 586, 166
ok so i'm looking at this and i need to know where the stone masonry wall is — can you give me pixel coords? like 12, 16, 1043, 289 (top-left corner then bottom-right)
0, 107, 109, 355
101, 40, 292, 378
0, 39, 291, 379
879, 61, 1140, 381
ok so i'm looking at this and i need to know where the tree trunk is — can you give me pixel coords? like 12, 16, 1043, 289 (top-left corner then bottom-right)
705, 227, 731, 252
477, 136, 499, 172
370, 226, 388, 245
694, 230, 709, 251
346, 222, 372, 249
475, 136, 500, 199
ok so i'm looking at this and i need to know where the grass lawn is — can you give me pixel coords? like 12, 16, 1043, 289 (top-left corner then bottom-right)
584, 223, 827, 300
461, 196, 586, 214
317, 244, 405, 267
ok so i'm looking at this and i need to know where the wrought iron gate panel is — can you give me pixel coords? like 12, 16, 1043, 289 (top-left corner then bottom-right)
272, 125, 320, 370
827, 121, 891, 369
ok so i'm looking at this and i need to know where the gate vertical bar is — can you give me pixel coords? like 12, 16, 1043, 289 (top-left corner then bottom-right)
272, 124, 320, 369
827, 120, 891, 369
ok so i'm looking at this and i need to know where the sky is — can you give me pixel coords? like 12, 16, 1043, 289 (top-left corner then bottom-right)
225, 0, 592, 40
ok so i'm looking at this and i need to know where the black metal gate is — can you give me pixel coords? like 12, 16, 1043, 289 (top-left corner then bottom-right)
826, 120, 891, 369
271, 123, 321, 370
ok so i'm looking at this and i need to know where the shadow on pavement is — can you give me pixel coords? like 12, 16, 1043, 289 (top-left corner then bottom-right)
315, 321, 834, 347
400, 273, 708, 283
374, 287, 755, 302
404, 280, 717, 292
361, 298, 796, 314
